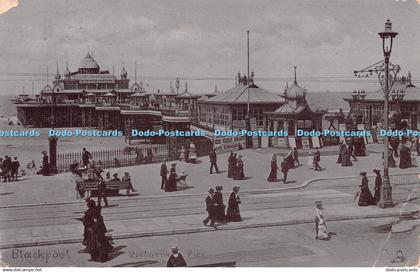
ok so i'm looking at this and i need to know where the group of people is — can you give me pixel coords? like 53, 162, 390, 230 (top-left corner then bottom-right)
386, 141, 417, 169
203, 186, 241, 228
354, 170, 382, 206
267, 148, 300, 183
336, 140, 357, 167
160, 161, 188, 192
180, 142, 197, 163
0, 156, 20, 182
307, 148, 322, 171
227, 152, 245, 180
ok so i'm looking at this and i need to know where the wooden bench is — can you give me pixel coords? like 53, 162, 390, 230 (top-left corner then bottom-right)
76, 180, 131, 199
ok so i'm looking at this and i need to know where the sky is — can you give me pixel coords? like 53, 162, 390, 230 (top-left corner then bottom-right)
0, 0, 419, 95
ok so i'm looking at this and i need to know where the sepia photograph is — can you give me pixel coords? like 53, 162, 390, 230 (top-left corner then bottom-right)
0, 0, 420, 269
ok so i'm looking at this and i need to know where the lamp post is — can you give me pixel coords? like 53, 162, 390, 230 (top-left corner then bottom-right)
352, 89, 366, 127
378, 19, 398, 208
354, 19, 400, 208
49, 84, 58, 174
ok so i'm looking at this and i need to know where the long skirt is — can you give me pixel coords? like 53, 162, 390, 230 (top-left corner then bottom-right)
234, 166, 244, 180
267, 168, 277, 182
226, 205, 241, 222
358, 188, 376, 206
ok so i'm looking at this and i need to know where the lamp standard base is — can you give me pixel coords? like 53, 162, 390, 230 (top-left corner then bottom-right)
378, 181, 393, 208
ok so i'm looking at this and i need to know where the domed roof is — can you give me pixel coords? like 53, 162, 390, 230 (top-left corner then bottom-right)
286, 82, 306, 99
79, 52, 100, 70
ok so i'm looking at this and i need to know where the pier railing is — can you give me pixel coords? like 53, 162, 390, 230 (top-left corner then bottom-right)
56, 139, 213, 173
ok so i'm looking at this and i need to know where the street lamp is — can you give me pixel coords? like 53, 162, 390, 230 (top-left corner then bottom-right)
378, 19, 398, 208
352, 89, 366, 126
354, 19, 400, 208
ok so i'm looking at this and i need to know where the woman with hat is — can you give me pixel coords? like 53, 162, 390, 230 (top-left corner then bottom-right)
165, 163, 178, 192
373, 169, 382, 203
354, 172, 376, 206
234, 155, 245, 180
167, 246, 187, 267
267, 154, 279, 182
226, 186, 242, 222
227, 152, 235, 178
214, 186, 226, 222
314, 201, 329, 240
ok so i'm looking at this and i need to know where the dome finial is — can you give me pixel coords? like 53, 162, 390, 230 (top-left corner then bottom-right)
294, 66, 297, 84
64, 61, 70, 77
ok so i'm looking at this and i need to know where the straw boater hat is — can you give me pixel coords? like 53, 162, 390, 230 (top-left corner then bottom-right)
208, 188, 214, 193
42, 151, 47, 154
233, 186, 240, 192
360, 171, 367, 176
373, 169, 381, 174
113, 173, 118, 177
216, 185, 223, 191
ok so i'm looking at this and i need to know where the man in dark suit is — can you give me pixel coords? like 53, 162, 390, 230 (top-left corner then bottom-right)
203, 188, 216, 228
209, 148, 219, 174
160, 160, 168, 190
314, 148, 321, 171
97, 178, 109, 207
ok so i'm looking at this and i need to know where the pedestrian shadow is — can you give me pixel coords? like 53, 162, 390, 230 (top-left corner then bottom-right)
284, 180, 296, 184
113, 260, 159, 267
107, 245, 126, 261
0, 192, 13, 196
177, 185, 195, 191
232, 177, 252, 181
121, 193, 141, 197
103, 204, 119, 208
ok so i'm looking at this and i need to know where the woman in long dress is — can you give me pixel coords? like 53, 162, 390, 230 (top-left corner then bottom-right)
231, 154, 238, 180
355, 172, 376, 206
336, 143, 343, 164
82, 199, 113, 262
307, 152, 314, 169
315, 201, 329, 240
399, 145, 412, 169
267, 155, 278, 182
227, 152, 234, 178
41, 151, 50, 176
165, 163, 178, 192
226, 187, 241, 222
373, 169, 382, 203
341, 144, 352, 167
234, 155, 245, 180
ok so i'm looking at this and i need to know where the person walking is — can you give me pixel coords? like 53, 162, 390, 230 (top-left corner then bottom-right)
165, 163, 178, 192
292, 147, 299, 166
160, 160, 168, 190
2, 156, 11, 182
267, 154, 278, 182
82, 148, 92, 167
226, 186, 242, 222
167, 246, 187, 267
348, 139, 357, 161
281, 157, 289, 184
122, 172, 137, 194
41, 151, 50, 176
234, 155, 244, 180
11, 157, 20, 181
354, 172, 376, 206
231, 153, 238, 179
227, 152, 234, 178
315, 201, 329, 240
203, 188, 216, 228
313, 148, 321, 171
97, 178, 109, 207
209, 148, 219, 174
214, 186, 226, 222
341, 144, 352, 167
373, 169, 382, 203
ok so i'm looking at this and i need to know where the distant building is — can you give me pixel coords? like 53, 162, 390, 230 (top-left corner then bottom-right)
343, 73, 420, 131
264, 67, 325, 149
197, 72, 284, 131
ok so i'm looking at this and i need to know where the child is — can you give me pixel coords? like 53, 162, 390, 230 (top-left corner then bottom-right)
307, 152, 314, 169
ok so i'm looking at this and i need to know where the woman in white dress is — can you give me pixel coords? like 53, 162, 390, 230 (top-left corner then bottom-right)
315, 201, 329, 240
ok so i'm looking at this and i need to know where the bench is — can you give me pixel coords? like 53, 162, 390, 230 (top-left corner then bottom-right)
76, 180, 131, 199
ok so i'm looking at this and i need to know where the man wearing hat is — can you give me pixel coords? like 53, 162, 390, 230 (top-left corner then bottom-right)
97, 177, 109, 207
167, 246, 187, 267
209, 148, 219, 174
111, 173, 121, 182
373, 169, 382, 202
203, 188, 216, 228
160, 160, 168, 190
